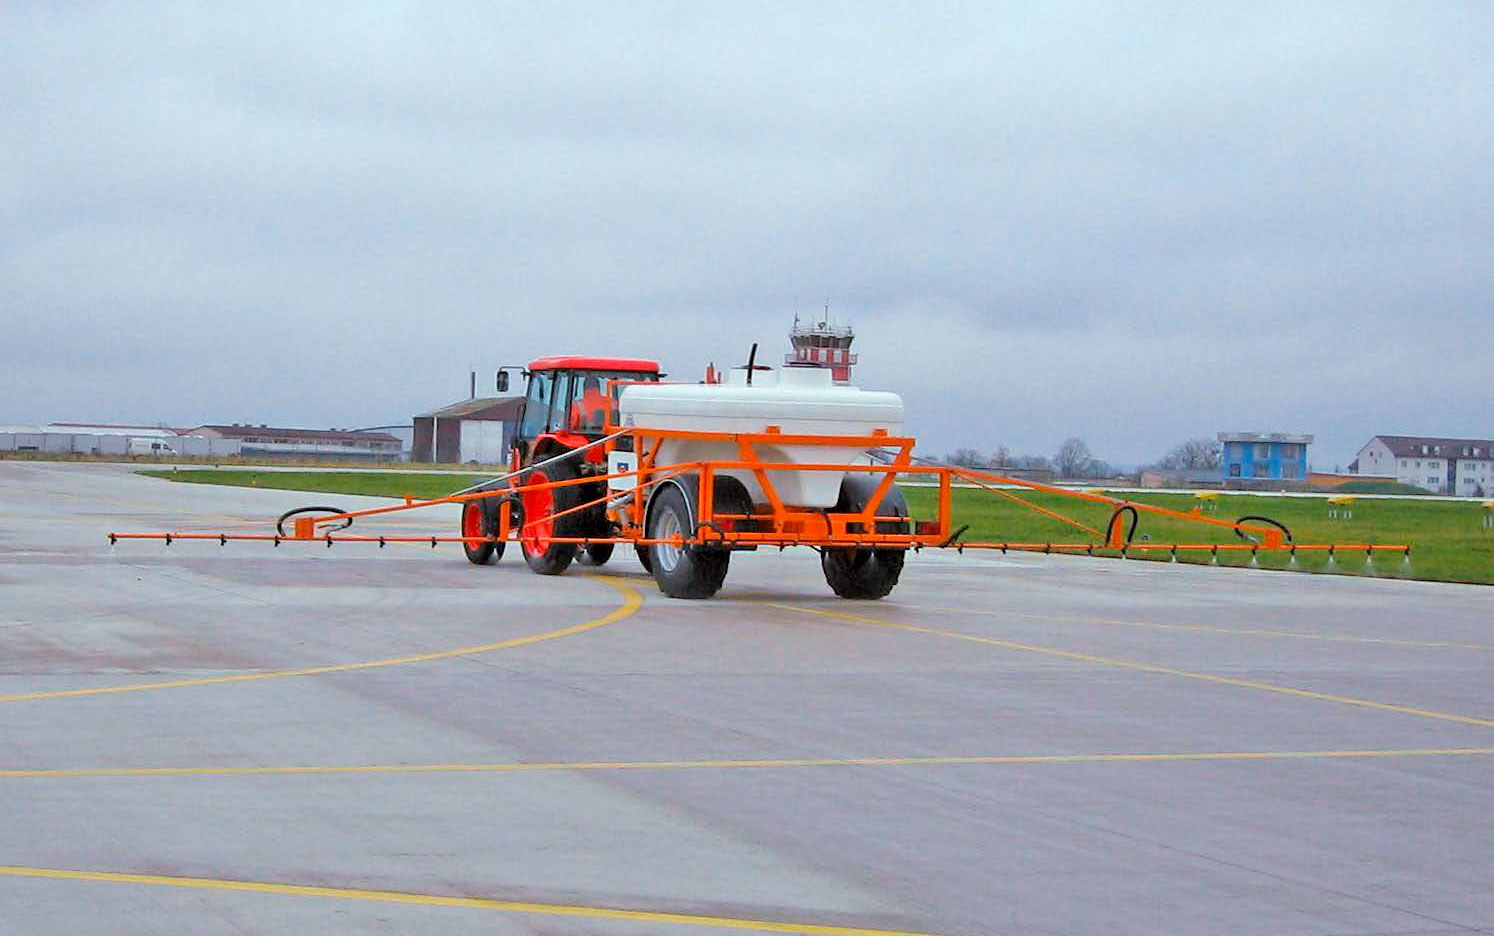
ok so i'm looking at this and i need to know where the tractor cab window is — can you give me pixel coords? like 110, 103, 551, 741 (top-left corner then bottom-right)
519, 370, 557, 440
565, 372, 609, 434
564, 370, 659, 435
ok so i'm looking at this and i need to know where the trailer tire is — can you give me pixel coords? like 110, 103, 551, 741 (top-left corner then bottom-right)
821, 475, 909, 599
578, 543, 615, 566
822, 547, 904, 599
519, 461, 580, 575
646, 483, 728, 598
461, 500, 504, 565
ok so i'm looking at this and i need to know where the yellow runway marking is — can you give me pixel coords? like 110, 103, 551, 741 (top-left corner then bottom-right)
3, 748, 1491, 780
0, 866, 960, 936
774, 604, 1494, 729
0, 576, 641, 703
910, 605, 1494, 652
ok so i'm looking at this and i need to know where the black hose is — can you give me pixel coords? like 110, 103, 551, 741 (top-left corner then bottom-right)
1106, 505, 1139, 546
939, 524, 970, 548
276, 506, 354, 537
1232, 515, 1293, 544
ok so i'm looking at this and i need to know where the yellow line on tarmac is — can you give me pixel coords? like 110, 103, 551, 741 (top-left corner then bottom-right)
0, 576, 641, 703
3, 748, 1491, 780
910, 605, 1494, 652
0, 866, 960, 936
773, 604, 1494, 729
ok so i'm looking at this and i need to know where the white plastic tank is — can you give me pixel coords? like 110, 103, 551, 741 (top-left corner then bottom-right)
617, 366, 904, 507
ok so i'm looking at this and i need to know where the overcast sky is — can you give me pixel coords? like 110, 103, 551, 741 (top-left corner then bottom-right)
2, 2, 1489, 467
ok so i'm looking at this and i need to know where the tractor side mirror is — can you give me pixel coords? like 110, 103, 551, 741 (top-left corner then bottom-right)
496, 370, 509, 393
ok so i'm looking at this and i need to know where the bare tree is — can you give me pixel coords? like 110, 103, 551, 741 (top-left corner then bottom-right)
1054, 437, 1093, 478
990, 445, 1011, 467
1157, 438, 1222, 471
1012, 454, 1052, 470
945, 448, 987, 468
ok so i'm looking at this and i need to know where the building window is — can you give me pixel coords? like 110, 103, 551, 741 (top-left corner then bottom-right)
1229, 464, 1242, 478
1252, 463, 1270, 477
1281, 462, 1299, 479
1428, 461, 1440, 469
1254, 443, 1270, 460
1428, 477, 1440, 485
1280, 443, 1298, 459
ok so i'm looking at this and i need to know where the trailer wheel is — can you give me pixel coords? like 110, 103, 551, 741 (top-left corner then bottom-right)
577, 543, 615, 566
822, 547, 904, 599
647, 484, 728, 598
821, 475, 909, 599
461, 500, 503, 565
519, 461, 579, 575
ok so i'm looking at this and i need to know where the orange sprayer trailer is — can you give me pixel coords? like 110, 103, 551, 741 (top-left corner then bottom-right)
110, 354, 1409, 600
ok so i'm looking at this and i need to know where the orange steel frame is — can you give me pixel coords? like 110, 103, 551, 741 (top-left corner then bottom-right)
109, 421, 1410, 562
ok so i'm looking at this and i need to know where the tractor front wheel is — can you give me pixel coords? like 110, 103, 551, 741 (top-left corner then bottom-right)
520, 461, 580, 575
646, 484, 728, 598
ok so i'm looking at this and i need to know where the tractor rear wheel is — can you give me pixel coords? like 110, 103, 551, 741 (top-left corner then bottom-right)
460, 500, 503, 565
635, 544, 653, 573
821, 547, 904, 599
577, 543, 615, 566
520, 460, 580, 575
646, 484, 728, 598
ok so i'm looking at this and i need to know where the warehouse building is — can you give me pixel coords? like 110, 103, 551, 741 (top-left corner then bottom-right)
189, 425, 401, 461
412, 397, 522, 464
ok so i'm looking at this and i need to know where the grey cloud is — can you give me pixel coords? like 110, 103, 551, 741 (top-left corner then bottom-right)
2, 2, 1489, 466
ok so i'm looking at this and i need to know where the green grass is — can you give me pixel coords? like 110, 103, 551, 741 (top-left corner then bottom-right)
138, 469, 493, 501
1327, 480, 1432, 495
139, 469, 1494, 586
902, 486, 1493, 585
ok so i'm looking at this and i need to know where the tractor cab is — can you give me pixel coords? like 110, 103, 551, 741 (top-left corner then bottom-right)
509, 356, 660, 467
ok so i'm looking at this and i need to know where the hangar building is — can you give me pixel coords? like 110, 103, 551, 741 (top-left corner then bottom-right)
412, 397, 522, 464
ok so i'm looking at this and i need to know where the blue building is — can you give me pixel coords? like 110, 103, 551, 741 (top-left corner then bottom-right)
1218, 432, 1312, 482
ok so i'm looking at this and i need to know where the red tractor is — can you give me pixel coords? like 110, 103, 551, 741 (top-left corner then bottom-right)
460, 356, 660, 574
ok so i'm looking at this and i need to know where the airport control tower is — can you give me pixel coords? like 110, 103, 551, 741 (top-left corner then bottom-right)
786, 311, 857, 384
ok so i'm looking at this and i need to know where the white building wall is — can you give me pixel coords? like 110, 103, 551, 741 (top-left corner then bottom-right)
1355, 439, 1396, 476
459, 420, 505, 464
43, 424, 178, 438
1456, 458, 1492, 496
1394, 455, 1447, 492
1366, 440, 1451, 493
